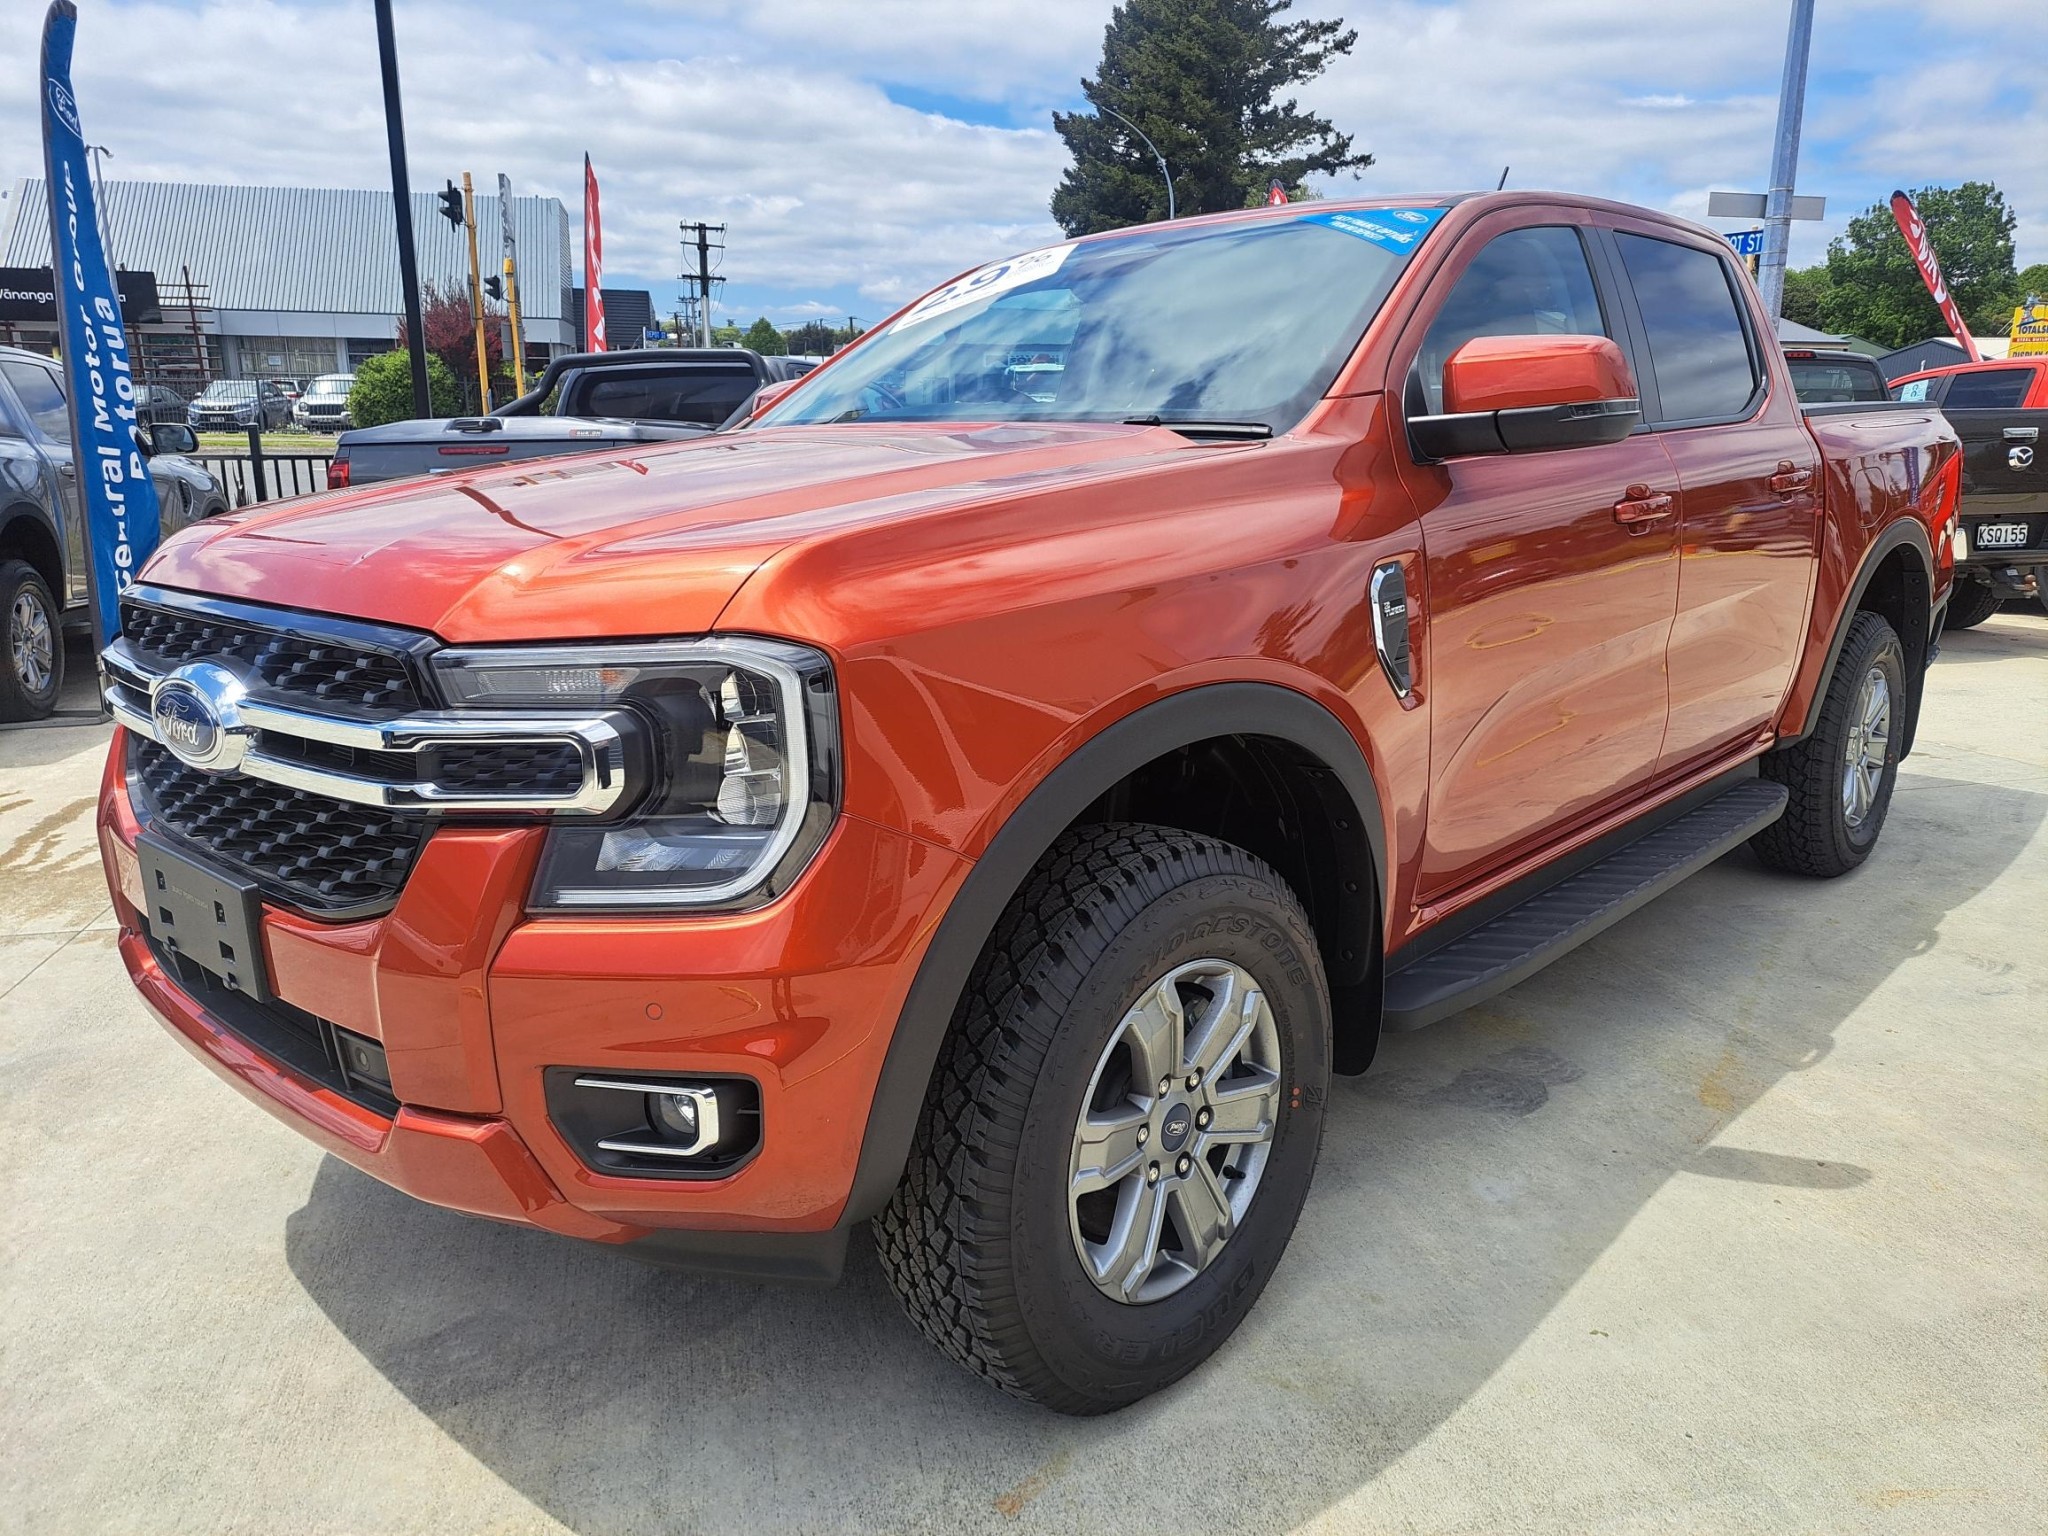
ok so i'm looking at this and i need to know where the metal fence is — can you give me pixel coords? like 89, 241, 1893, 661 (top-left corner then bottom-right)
195, 428, 333, 510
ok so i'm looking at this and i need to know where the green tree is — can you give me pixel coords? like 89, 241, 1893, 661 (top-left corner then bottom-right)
347, 349, 462, 428
1818, 182, 2018, 349
2015, 263, 2048, 306
1779, 265, 1834, 332
1051, 0, 1372, 236
741, 317, 786, 355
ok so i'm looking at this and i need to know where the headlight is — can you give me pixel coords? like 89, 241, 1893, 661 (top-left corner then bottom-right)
432, 638, 839, 912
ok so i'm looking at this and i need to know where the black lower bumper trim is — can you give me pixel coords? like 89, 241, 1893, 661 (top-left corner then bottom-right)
612, 1226, 849, 1286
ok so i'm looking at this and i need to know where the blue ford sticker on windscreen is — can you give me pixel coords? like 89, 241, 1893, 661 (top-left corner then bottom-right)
1301, 206, 1446, 252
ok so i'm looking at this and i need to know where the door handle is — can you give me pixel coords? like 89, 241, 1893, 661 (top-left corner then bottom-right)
1768, 461, 1813, 495
1613, 486, 1674, 530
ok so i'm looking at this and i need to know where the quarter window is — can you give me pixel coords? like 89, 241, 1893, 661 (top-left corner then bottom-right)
1414, 226, 1609, 415
1614, 233, 1757, 422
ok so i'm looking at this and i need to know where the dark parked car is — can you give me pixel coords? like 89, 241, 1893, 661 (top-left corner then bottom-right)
134, 383, 189, 427
188, 379, 290, 432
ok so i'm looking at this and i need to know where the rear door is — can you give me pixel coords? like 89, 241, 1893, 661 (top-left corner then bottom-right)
1392, 213, 1682, 900
1602, 225, 1821, 774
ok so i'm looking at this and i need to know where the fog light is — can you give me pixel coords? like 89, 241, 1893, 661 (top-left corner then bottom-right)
649, 1091, 701, 1143
334, 1029, 392, 1095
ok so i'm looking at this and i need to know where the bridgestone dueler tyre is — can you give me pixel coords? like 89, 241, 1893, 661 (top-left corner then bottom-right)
1750, 611, 1905, 878
874, 822, 1330, 1414
1, 559, 63, 723
1944, 577, 1999, 631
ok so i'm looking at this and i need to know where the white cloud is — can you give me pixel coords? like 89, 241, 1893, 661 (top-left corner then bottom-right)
0, 0, 2038, 323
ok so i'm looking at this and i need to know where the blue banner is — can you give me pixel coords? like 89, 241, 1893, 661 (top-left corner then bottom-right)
40, 0, 160, 646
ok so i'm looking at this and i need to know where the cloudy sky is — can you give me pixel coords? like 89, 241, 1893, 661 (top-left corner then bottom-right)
1, 0, 2039, 328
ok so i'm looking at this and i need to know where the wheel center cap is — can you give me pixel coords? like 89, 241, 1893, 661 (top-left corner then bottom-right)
1159, 1103, 1193, 1153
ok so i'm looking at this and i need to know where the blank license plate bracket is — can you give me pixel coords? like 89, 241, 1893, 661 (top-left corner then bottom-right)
137, 831, 272, 1004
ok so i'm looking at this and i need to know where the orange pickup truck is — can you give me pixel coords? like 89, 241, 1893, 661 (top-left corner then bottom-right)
98, 192, 1959, 1413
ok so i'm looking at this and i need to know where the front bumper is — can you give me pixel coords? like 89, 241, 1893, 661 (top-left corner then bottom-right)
98, 730, 969, 1269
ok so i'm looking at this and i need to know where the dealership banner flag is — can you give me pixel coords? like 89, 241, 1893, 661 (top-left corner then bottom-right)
39, 0, 160, 648
583, 154, 605, 351
1890, 190, 1981, 362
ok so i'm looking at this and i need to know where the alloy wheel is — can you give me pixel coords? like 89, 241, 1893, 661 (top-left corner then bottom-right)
1067, 958, 1283, 1305
10, 587, 54, 697
1841, 663, 1891, 829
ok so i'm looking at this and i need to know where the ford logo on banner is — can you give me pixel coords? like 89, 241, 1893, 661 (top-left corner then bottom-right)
38, 0, 162, 647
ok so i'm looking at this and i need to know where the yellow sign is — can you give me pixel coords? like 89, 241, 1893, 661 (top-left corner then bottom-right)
2012, 303, 2048, 358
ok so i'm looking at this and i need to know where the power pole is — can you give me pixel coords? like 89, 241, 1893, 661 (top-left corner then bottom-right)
1757, 0, 1816, 321
498, 173, 525, 395
679, 221, 724, 346
460, 173, 490, 411
373, 0, 430, 419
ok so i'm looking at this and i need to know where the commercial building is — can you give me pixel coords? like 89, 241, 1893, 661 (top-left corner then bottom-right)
0, 179, 645, 388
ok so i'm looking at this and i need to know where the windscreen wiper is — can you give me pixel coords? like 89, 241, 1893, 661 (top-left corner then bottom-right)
1122, 415, 1273, 440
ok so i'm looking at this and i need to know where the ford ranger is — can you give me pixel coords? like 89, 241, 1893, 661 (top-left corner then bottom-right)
97, 193, 1959, 1413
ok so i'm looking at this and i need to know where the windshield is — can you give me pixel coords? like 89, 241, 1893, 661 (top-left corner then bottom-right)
763, 207, 1448, 434
198, 381, 258, 402
306, 377, 352, 398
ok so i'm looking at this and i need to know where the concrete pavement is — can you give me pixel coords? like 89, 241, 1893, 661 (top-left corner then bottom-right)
3, 617, 2043, 1535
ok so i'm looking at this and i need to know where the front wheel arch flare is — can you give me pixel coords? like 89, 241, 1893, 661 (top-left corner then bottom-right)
840, 682, 1387, 1225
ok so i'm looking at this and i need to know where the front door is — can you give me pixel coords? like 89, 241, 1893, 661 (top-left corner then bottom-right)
0, 356, 87, 606
1397, 220, 1681, 900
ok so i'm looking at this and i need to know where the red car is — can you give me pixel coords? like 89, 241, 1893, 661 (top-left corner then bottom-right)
98, 192, 1958, 1412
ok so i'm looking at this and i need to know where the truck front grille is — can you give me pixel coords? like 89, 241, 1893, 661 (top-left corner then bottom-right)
131, 738, 428, 916
120, 599, 421, 712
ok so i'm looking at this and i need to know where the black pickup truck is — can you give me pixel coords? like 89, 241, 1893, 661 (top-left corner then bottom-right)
1892, 357, 2048, 626
0, 346, 226, 719
329, 348, 814, 489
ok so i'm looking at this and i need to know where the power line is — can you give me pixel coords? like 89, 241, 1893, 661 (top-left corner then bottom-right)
679, 221, 725, 346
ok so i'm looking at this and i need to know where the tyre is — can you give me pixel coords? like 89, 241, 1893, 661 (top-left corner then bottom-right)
1, 559, 63, 722
875, 822, 1330, 1414
1751, 611, 1904, 878
1943, 576, 1999, 631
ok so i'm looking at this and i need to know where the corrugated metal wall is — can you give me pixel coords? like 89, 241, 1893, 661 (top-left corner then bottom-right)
3, 178, 570, 321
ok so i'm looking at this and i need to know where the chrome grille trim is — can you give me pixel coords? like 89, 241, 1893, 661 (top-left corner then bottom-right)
104, 637, 636, 817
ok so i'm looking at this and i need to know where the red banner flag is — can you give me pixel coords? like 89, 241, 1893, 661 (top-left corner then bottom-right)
1267, 180, 1288, 206
1889, 190, 1979, 362
583, 153, 606, 352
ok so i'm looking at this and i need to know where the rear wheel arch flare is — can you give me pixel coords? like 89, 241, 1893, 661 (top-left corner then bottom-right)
0, 508, 63, 599
1798, 517, 1932, 751
841, 682, 1388, 1224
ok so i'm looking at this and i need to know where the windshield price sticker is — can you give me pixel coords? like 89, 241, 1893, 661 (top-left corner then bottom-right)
1300, 206, 1446, 253
894, 242, 1076, 330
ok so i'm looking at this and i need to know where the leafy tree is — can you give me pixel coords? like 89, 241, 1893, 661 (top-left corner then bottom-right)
347, 350, 462, 428
711, 322, 745, 346
1818, 182, 2017, 349
396, 279, 503, 385
742, 317, 786, 355
1779, 266, 1834, 332
2015, 263, 2048, 307
1051, 0, 1372, 235
785, 320, 842, 356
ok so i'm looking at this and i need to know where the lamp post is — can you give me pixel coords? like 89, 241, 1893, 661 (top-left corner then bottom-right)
373, 0, 431, 419
1101, 105, 1175, 222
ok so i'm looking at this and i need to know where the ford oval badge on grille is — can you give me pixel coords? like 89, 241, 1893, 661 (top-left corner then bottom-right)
149, 662, 252, 774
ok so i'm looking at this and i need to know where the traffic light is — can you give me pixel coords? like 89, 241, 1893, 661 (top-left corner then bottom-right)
437, 181, 464, 229
483, 276, 503, 302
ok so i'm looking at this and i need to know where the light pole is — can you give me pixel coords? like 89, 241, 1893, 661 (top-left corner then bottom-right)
1101, 105, 1175, 222
1757, 0, 1816, 321
374, 0, 431, 419
85, 143, 116, 270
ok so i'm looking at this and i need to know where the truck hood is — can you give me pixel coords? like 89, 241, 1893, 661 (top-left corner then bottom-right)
141, 422, 1213, 641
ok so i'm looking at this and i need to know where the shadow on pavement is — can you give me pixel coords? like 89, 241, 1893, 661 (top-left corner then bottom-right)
284, 770, 2043, 1534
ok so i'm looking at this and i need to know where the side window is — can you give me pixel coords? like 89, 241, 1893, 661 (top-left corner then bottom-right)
0, 360, 72, 442
1614, 233, 1757, 422
1893, 378, 1934, 403
1413, 226, 1609, 415
1940, 369, 2030, 410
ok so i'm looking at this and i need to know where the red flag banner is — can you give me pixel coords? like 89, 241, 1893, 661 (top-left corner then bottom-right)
583, 153, 606, 352
1889, 190, 1979, 362
1267, 180, 1288, 206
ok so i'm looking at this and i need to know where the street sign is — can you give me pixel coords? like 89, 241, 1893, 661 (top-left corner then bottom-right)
1725, 228, 1766, 257
1708, 191, 1826, 221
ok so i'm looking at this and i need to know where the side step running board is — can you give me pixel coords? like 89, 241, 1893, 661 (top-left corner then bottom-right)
1383, 779, 1789, 1031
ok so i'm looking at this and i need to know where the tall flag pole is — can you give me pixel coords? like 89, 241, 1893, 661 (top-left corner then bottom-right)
38, 1, 159, 650
1890, 191, 1982, 362
583, 154, 606, 352
499, 173, 526, 394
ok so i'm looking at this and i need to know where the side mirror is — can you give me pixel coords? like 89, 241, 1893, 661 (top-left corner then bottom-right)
143, 422, 198, 457
1410, 334, 1640, 459
750, 376, 802, 420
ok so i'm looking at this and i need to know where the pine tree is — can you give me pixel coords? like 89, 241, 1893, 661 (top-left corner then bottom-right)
1051, 0, 1372, 236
